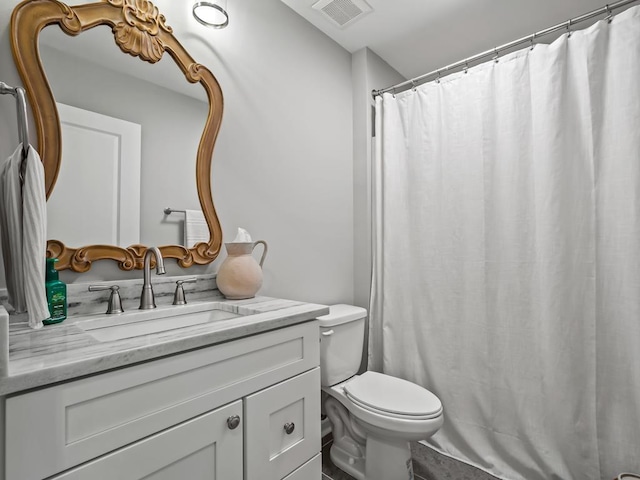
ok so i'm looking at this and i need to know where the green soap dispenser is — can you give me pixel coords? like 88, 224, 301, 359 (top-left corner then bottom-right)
44, 257, 67, 325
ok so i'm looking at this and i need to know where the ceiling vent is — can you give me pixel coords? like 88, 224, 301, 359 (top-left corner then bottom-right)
312, 0, 372, 28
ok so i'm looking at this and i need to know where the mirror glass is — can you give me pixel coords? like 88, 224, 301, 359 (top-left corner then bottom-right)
39, 24, 209, 249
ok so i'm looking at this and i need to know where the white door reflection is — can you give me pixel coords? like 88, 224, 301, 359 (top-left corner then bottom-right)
46, 103, 142, 247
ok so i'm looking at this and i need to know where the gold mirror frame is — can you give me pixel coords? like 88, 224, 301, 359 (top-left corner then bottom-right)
10, 0, 223, 272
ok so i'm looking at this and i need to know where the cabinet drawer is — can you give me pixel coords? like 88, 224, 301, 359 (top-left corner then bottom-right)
282, 453, 321, 480
51, 400, 243, 480
6, 321, 318, 480
245, 368, 321, 480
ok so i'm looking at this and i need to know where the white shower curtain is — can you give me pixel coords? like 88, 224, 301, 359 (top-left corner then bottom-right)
370, 7, 640, 480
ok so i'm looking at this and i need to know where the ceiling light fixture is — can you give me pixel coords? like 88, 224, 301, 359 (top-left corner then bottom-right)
193, 1, 229, 29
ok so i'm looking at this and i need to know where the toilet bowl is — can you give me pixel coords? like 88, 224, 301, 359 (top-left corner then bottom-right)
319, 305, 444, 480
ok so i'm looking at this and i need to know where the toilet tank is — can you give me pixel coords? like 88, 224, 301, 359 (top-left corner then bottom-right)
318, 304, 367, 387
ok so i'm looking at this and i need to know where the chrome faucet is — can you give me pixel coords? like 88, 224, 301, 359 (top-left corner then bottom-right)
139, 247, 166, 310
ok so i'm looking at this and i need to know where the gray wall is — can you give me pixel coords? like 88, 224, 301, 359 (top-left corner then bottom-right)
351, 48, 404, 370
351, 48, 405, 310
0, 0, 354, 306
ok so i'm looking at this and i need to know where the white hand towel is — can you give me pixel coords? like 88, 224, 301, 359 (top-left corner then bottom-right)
184, 209, 209, 247
0, 144, 49, 329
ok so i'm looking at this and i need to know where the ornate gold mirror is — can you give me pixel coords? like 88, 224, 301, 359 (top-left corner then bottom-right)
10, 0, 223, 272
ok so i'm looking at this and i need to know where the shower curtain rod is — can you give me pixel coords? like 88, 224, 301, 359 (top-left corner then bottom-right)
372, 0, 639, 97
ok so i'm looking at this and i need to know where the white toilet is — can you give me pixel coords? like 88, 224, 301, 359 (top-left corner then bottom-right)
319, 304, 444, 480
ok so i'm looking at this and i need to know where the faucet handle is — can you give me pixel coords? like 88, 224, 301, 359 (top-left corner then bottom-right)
88, 284, 124, 314
173, 278, 197, 305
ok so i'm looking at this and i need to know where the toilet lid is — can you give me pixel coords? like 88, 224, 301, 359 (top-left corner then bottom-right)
344, 371, 442, 418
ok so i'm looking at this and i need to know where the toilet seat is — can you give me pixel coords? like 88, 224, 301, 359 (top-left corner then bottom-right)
347, 394, 442, 420
326, 372, 444, 438
344, 371, 443, 420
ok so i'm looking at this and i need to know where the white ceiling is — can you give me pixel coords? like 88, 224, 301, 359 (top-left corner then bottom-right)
281, 0, 614, 82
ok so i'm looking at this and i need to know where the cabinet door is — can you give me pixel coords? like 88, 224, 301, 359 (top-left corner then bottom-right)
51, 401, 243, 480
245, 368, 321, 480
282, 453, 322, 480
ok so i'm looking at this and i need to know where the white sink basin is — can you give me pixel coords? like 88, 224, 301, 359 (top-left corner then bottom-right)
76, 302, 259, 342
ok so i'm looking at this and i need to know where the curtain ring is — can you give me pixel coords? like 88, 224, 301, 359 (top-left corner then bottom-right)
463, 61, 469, 74
493, 48, 499, 63
605, 4, 613, 23
529, 33, 536, 51
435, 69, 441, 84
566, 19, 572, 37
411, 80, 417, 92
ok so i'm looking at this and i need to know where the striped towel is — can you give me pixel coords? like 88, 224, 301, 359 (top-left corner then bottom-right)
0, 144, 49, 329
184, 209, 209, 247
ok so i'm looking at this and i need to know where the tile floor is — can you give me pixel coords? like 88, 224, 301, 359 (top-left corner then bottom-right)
321, 435, 501, 480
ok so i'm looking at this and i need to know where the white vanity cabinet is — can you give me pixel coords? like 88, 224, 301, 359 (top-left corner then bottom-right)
4, 321, 321, 480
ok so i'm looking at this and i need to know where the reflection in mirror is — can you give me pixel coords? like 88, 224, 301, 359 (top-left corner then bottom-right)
39, 24, 209, 249
48, 102, 142, 246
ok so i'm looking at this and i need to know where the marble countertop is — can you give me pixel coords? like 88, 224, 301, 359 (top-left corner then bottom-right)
0, 296, 328, 396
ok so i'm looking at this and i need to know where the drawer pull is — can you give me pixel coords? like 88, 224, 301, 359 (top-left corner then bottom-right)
227, 415, 241, 430
321, 329, 334, 336
284, 422, 295, 435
